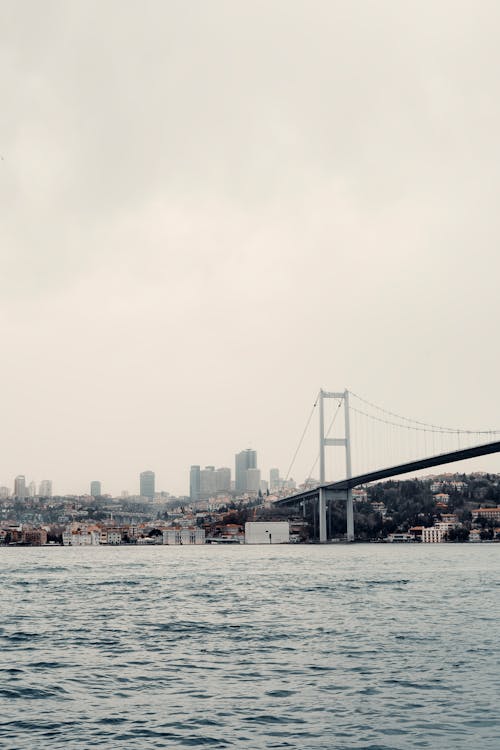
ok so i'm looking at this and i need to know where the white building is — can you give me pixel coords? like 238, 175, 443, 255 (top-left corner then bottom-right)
99, 529, 122, 545
386, 532, 414, 542
162, 527, 205, 545
434, 493, 450, 505
63, 527, 101, 545
245, 521, 289, 544
353, 489, 368, 503
422, 522, 456, 543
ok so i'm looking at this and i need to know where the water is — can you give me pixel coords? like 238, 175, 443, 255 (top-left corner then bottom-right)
0, 545, 499, 749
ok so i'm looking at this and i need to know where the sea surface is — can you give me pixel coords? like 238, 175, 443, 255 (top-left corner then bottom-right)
0, 544, 499, 749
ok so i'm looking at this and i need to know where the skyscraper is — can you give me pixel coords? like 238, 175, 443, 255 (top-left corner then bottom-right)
215, 467, 231, 493
39, 480, 53, 498
269, 468, 280, 491
189, 465, 200, 503
140, 470, 155, 500
90, 481, 102, 498
14, 475, 26, 500
200, 466, 217, 498
235, 449, 257, 493
246, 468, 261, 494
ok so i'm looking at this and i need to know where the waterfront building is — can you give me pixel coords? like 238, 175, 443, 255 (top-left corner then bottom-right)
140, 471, 155, 500
235, 449, 257, 493
39, 480, 53, 498
245, 521, 289, 544
189, 465, 200, 502
14, 475, 26, 500
22, 528, 48, 545
386, 532, 414, 542
422, 522, 456, 543
62, 526, 101, 545
162, 527, 205, 545
90, 480, 102, 497
99, 529, 122, 545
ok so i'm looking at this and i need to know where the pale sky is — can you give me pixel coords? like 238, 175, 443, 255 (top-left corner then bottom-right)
2, 1, 500, 496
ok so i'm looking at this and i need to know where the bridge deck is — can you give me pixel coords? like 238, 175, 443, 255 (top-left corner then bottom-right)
276, 439, 500, 506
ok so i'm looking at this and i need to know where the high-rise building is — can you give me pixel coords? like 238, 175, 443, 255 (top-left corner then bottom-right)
140, 470, 155, 500
41, 480, 52, 498
14, 475, 26, 500
39, 480, 53, 498
189, 465, 201, 503
200, 466, 217, 498
269, 468, 280, 491
235, 449, 257, 493
246, 468, 261, 494
90, 481, 102, 498
0, 486, 9, 499
215, 467, 231, 493
28, 481, 36, 498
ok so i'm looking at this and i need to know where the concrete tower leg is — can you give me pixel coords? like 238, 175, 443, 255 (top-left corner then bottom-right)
346, 490, 354, 542
319, 488, 327, 543
344, 389, 354, 542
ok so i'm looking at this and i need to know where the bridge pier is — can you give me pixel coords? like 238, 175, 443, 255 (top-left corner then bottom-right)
319, 488, 327, 543
346, 489, 354, 542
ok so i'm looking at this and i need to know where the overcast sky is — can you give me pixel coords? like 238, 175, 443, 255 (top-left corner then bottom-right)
2, 1, 500, 496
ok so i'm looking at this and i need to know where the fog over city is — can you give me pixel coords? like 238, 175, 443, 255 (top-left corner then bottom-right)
1, 1, 500, 496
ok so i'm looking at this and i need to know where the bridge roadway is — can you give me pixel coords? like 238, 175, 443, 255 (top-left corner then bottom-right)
276, 439, 500, 539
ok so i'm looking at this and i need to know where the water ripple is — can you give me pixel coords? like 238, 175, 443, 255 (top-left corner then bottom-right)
0, 545, 498, 749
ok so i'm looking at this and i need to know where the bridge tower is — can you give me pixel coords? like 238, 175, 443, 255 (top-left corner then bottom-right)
318, 389, 354, 542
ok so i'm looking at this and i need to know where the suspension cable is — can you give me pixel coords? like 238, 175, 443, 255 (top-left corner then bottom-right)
349, 403, 500, 436
280, 392, 320, 489
348, 389, 500, 434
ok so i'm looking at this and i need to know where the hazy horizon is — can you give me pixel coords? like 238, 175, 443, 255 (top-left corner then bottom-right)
2, 1, 500, 496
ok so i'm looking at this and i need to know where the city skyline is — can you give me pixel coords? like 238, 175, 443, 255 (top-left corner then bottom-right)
3, 2, 500, 496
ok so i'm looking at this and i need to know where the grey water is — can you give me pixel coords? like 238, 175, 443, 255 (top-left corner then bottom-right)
0, 545, 499, 749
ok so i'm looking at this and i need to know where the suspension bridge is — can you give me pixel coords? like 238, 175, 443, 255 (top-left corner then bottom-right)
276, 389, 500, 542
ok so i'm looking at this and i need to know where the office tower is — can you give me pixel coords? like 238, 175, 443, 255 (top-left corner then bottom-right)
200, 466, 217, 498
215, 467, 231, 493
90, 481, 102, 498
140, 470, 155, 500
39, 480, 53, 498
235, 449, 257, 493
269, 468, 280, 491
246, 468, 261, 493
14, 475, 26, 500
0, 486, 9, 499
189, 465, 200, 503
28, 481, 36, 497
